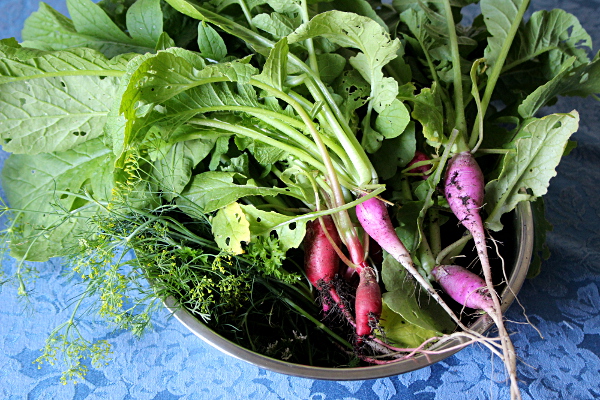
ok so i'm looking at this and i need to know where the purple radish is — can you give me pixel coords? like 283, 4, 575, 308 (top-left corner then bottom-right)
355, 196, 472, 331
432, 265, 493, 311
444, 151, 520, 398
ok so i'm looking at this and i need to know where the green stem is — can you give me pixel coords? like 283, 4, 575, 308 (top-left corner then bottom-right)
442, 0, 466, 136
302, 78, 376, 185
469, 0, 531, 149
300, 0, 319, 76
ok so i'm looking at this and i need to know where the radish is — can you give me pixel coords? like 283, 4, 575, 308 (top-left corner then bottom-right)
407, 150, 431, 179
355, 195, 470, 329
303, 216, 345, 310
431, 264, 493, 311
354, 266, 382, 338
444, 151, 520, 398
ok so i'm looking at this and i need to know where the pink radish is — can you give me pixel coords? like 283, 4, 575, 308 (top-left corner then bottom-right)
355, 196, 467, 327
443, 151, 520, 399
431, 265, 493, 311
354, 266, 382, 338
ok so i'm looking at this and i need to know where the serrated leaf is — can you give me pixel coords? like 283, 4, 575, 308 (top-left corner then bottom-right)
507, 9, 592, 75
197, 22, 228, 61
2, 138, 114, 261
0, 47, 129, 154
518, 56, 600, 118
211, 202, 251, 254
288, 10, 400, 113
484, 112, 579, 231
255, 37, 288, 91
480, 0, 525, 72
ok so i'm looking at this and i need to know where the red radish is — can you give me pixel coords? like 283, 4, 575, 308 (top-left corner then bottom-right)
444, 151, 520, 398
431, 265, 493, 311
304, 216, 345, 311
354, 266, 382, 338
407, 150, 431, 179
304, 216, 341, 288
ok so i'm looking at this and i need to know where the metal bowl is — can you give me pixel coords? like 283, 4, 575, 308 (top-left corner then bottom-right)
164, 201, 534, 380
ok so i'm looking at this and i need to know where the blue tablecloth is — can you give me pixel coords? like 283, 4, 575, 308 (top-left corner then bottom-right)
1, 1, 600, 399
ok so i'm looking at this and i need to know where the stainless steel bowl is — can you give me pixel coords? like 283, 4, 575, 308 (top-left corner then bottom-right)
164, 201, 534, 380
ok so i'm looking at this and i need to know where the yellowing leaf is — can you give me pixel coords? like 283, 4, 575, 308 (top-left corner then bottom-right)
211, 202, 251, 254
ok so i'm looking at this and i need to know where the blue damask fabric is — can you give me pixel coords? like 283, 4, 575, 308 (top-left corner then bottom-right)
1, 1, 600, 399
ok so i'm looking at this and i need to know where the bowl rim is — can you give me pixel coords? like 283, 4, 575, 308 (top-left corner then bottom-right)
164, 201, 534, 380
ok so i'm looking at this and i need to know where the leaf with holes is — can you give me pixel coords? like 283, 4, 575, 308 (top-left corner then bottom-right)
0, 45, 130, 154
240, 204, 307, 251
211, 202, 251, 254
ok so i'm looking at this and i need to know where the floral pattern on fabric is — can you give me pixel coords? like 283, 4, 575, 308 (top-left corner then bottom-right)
2, 1, 600, 399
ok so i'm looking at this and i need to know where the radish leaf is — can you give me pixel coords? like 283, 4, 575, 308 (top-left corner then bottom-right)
484, 111, 580, 230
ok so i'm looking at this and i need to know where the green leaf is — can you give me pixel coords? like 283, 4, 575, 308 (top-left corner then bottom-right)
518, 56, 600, 118
506, 9, 592, 75
411, 86, 445, 147
2, 138, 115, 261
288, 10, 401, 113
234, 135, 288, 165
164, 0, 273, 56
381, 254, 455, 335
375, 99, 411, 139
394, 200, 425, 253
178, 171, 299, 214
68, 0, 132, 43
372, 121, 416, 181
332, 69, 370, 120
379, 302, 441, 348
480, 0, 526, 72
255, 37, 288, 91
126, 0, 164, 48
252, 13, 298, 40
197, 22, 228, 61
21, 2, 156, 58
151, 136, 217, 201
485, 111, 580, 231
316, 53, 346, 84
117, 49, 258, 160
324, 0, 389, 32
211, 202, 251, 254
240, 204, 307, 251
0, 47, 129, 154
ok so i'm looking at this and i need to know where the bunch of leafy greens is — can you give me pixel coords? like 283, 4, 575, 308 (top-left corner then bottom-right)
0, 0, 598, 385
